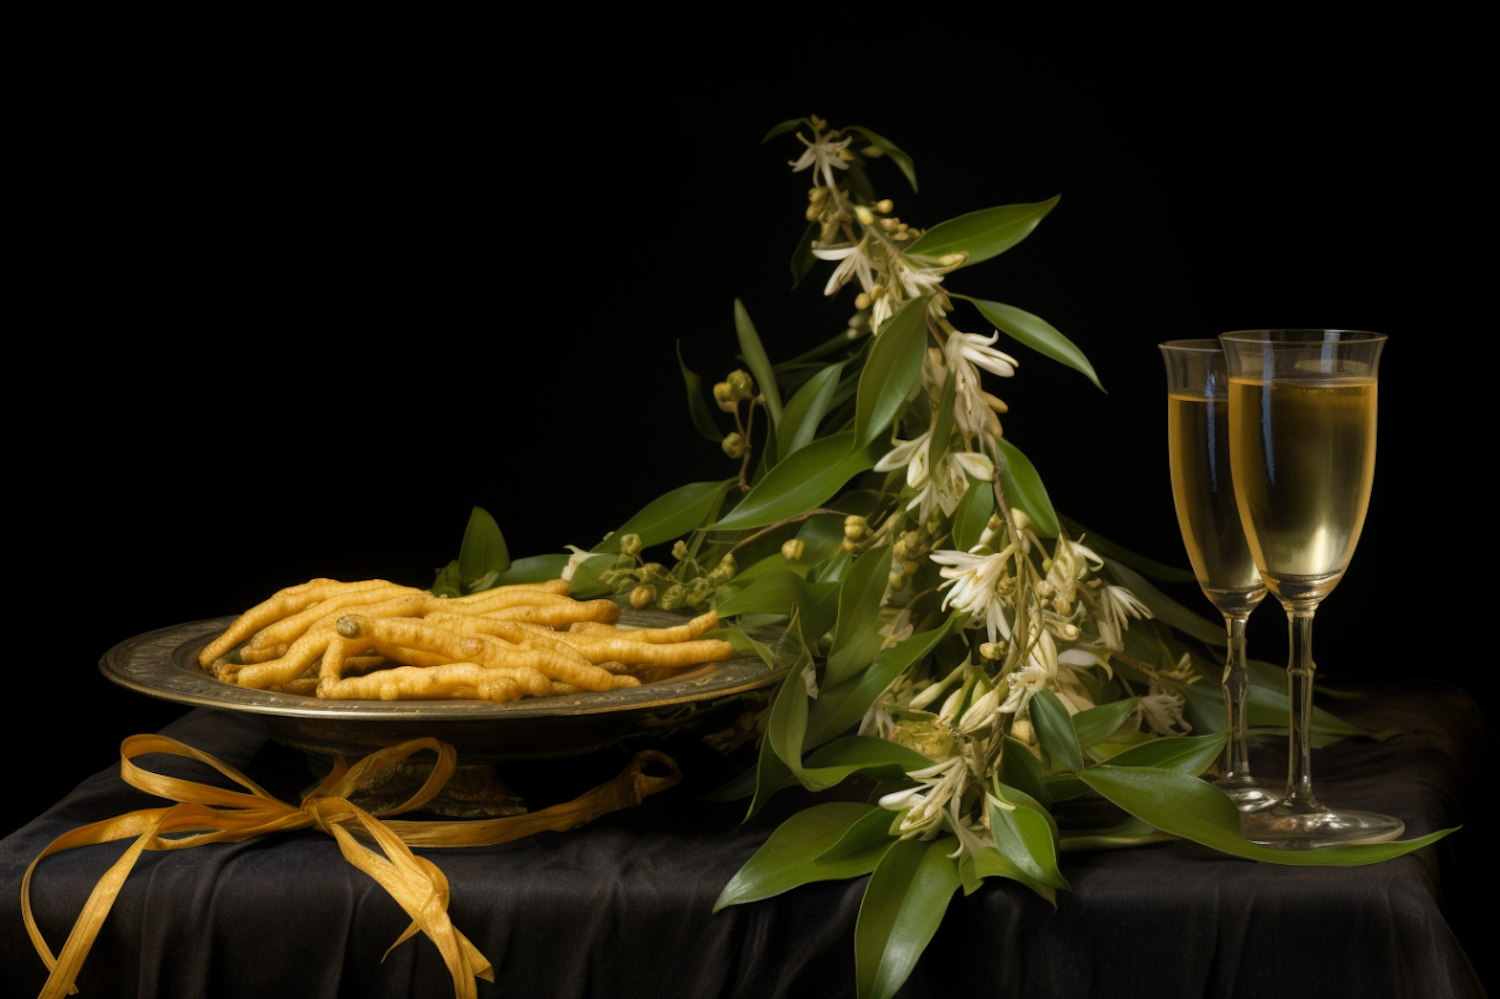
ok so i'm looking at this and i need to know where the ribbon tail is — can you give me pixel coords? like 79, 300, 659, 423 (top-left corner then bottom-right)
39, 826, 158, 999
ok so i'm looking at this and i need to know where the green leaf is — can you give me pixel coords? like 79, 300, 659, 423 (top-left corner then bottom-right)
990, 790, 1069, 890
713, 432, 879, 530
734, 299, 783, 430
761, 118, 806, 145
430, 559, 462, 598
854, 295, 930, 448
904, 196, 1059, 267
960, 295, 1103, 392
598, 481, 730, 552
801, 736, 933, 791
826, 541, 894, 687
1101, 731, 1227, 774
456, 506, 509, 585
1056, 515, 1195, 583
926, 365, 957, 470
819, 804, 900, 864
485, 554, 570, 585
790, 222, 819, 290
777, 362, 845, 461
698, 765, 757, 802
676, 341, 725, 443
1075, 766, 1456, 866
767, 668, 811, 777
951, 475, 995, 551
1029, 689, 1084, 770
804, 614, 965, 747
994, 437, 1059, 538
972, 849, 1057, 906
715, 802, 889, 911
999, 737, 1050, 807
715, 569, 841, 639
854, 837, 961, 999
701, 627, 777, 668
1102, 557, 1226, 647
1072, 699, 1139, 749
1060, 816, 1177, 852
775, 328, 859, 371
845, 125, 918, 193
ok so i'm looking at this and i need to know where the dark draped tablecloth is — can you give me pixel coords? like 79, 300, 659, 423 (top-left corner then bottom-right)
3, 682, 1493, 999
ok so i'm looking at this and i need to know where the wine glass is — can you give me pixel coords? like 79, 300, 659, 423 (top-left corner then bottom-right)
1219, 329, 1403, 847
1159, 340, 1276, 811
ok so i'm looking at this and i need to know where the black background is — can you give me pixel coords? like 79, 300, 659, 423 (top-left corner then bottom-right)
9, 30, 1487, 840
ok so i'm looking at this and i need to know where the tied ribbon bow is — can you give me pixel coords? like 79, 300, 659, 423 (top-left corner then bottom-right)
23, 734, 681, 999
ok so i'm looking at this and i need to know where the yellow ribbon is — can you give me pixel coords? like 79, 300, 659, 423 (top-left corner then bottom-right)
22, 734, 681, 999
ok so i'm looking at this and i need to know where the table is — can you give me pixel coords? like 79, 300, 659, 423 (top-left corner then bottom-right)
3, 682, 1493, 998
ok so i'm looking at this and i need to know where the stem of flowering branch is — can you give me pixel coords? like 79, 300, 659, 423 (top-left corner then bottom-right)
1109, 650, 1163, 680
739, 397, 759, 493
728, 508, 849, 554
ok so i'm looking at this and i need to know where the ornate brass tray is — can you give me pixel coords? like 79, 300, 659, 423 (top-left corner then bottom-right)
100, 610, 792, 765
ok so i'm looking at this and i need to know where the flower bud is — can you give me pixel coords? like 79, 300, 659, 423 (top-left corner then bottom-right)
876, 199, 894, 214
1035, 580, 1056, 599
781, 538, 805, 562
843, 515, 869, 540
902, 560, 920, 575
804, 203, 821, 222
980, 641, 1008, 660
888, 572, 906, 590
1010, 509, 1032, 531
837, 147, 856, 161
1057, 622, 1080, 640
713, 381, 737, 412
880, 217, 898, 231
841, 538, 857, 552
671, 540, 689, 560
714, 553, 737, 578
938, 252, 968, 267
727, 369, 755, 400
1011, 718, 1035, 745
854, 292, 871, 310
630, 584, 656, 609
685, 577, 713, 607
659, 584, 686, 610
862, 145, 885, 158
809, 185, 830, 203
618, 534, 642, 557
634, 562, 663, 581
893, 537, 908, 560
855, 205, 876, 226
987, 514, 1004, 531
721, 432, 747, 459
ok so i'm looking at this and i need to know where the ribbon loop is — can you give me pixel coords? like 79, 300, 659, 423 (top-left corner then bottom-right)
25, 735, 681, 999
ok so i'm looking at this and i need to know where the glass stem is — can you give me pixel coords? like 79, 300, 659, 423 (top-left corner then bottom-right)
1282, 606, 1320, 813
1219, 613, 1252, 785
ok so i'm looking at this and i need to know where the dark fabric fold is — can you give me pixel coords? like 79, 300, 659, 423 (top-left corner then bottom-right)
2, 683, 1491, 998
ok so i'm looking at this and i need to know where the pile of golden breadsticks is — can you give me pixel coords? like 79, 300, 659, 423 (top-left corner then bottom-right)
197, 578, 736, 703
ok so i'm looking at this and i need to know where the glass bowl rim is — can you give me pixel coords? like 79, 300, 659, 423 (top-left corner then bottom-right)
1219, 329, 1387, 343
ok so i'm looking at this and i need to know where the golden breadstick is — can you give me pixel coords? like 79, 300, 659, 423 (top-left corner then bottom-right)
451, 579, 571, 601
273, 678, 321, 696
441, 589, 573, 613
479, 600, 621, 627
570, 610, 719, 644
317, 665, 527, 702
240, 593, 429, 664
241, 585, 419, 660
198, 579, 390, 667
517, 627, 736, 667
421, 614, 595, 665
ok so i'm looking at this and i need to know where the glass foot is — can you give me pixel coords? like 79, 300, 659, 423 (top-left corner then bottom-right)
1214, 779, 1279, 812
1241, 805, 1404, 849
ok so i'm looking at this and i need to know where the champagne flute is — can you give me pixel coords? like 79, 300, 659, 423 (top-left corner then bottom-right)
1159, 340, 1276, 811
1220, 329, 1403, 847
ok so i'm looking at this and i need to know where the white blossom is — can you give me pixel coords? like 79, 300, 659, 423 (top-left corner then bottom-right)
559, 546, 595, 583
1139, 681, 1192, 736
931, 545, 1013, 643
812, 242, 875, 297
1093, 584, 1152, 649
788, 132, 851, 191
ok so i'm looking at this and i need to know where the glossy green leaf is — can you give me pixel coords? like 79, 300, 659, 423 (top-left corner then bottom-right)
713, 432, 880, 531
1056, 515, 1195, 583
960, 294, 1103, 392
1060, 816, 1176, 852
777, 362, 845, 460
715, 802, 888, 911
855, 837, 961, 999
734, 299, 782, 429
819, 805, 901, 864
790, 222, 819, 290
904, 196, 1059, 267
1101, 732, 1227, 774
430, 559, 462, 598
994, 437, 1059, 538
1103, 557, 1226, 647
767, 668, 811, 777
1076, 766, 1456, 865
1029, 689, 1083, 770
1072, 698, 1139, 749
826, 541, 894, 687
1181, 679, 1396, 742
484, 554, 570, 585
951, 475, 995, 551
761, 118, 806, 145
698, 765, 757, 802
845, 125, 917, 193
598, 481, 730, 553
715, 569, 841, 638
854, 295, 930, 448
564, 554, 616, 599
456, 506, 509, 586
999, 736, 1050, 807
926, 366, 957, 470
801, 736, 933, 791
972, 849, 1057, 906
701, 627, 778, 668
676, 341, 725, 443
804, 614, 965, 747
990, 790, 1069, 890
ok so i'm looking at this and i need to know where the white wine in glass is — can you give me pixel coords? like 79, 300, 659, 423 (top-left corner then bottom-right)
1160, 340, 1274, 810
1221, 329, 1402, 847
